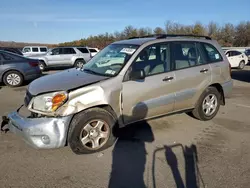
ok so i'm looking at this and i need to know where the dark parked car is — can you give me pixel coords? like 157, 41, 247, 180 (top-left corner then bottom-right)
0, 47, 23, 56
0, 50, 42, 87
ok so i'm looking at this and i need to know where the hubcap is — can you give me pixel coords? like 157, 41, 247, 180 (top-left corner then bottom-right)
80, 120, 110, 150
202, 94, 218, 116
39, 63, 44, 70
76, 62, 83, 68
6, 73, 21, 86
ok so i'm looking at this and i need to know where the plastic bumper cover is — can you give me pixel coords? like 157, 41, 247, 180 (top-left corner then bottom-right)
7, 107, 73, 149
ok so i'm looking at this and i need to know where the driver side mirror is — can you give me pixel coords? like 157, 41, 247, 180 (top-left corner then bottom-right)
130, 69, 146, 80
48, 51, 53, 55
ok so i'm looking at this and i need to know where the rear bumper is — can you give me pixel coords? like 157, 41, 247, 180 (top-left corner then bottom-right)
24, 68, 42, 81
7, 106, 73, 149
222, 80, 233, 98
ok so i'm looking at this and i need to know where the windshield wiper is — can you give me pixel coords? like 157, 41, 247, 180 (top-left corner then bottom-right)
83, 68, 109, 77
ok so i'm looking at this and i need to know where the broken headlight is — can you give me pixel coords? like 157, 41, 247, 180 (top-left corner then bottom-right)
30, 91, 68, 113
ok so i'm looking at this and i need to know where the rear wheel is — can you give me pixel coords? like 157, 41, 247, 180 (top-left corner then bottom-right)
3, 70, 23, 87
238, 60, 245, 70
191, 87, 221, 121
74, 59, 86, 69
68, 108, 117, 154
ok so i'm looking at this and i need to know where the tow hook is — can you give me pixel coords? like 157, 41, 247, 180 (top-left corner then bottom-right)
1, 116, 9, 133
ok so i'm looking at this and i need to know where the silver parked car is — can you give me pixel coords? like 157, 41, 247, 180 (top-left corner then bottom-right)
35, 47, 92, 71
0, 50, 42, 87
6, 34, 233, 154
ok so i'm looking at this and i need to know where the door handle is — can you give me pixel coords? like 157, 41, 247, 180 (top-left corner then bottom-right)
200, 68, 208, 73
163, 76, 174, 81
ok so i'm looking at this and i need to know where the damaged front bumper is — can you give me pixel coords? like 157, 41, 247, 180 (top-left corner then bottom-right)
6, 105, 73, 149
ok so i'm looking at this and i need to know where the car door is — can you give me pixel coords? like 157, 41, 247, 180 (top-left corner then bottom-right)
46, 48, 61, 66
121, 43, 176, 125
226, 51, 239, 67
59, 48, 76, 66
171, 41, 212, 111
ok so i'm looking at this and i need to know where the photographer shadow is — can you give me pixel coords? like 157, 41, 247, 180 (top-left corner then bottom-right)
152, 144, 205, 188
108, 102, 154, 188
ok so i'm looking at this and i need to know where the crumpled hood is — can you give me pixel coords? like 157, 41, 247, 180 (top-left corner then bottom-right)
28, 68, 109, 95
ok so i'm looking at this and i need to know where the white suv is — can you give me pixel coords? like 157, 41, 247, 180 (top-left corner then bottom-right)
22, 46, 48, 57
36, 47, 92, 71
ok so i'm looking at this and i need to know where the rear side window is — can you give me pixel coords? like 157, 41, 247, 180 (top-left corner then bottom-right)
77, 48, 89, 54
201, 43, 223, 63
89, 49, 97, 52
32, 47, 39, 52
40, 47, 47, 52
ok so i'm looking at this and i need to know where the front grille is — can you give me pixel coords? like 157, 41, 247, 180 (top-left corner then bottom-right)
24, 90, 33, 107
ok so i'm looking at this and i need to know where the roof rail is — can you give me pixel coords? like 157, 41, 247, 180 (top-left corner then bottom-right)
128, 34, 212, 40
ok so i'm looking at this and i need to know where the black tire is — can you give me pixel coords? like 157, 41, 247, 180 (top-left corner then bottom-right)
38, 61, 46, 71
191, 87, 221, 121
238, 60, 245, 70
68, 107, 117, 154
74, 59, 86, 68
3, 70, 23, 87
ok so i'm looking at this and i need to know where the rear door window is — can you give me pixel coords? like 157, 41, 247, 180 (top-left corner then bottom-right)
231, 51, 241, 56
32, 47, 39, 52
61, 48, 76, 54
171, 41, 205, 70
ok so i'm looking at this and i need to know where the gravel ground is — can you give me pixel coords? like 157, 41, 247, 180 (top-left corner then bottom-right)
0, 66, 249, 188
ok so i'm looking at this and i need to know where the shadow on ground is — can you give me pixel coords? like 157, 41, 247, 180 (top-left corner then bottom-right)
152, 144, 205, 188
108, 102, 154, 188
231, 66, 250, 83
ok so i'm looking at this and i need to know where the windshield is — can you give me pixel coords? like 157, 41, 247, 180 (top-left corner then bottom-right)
83, 44, 139, 77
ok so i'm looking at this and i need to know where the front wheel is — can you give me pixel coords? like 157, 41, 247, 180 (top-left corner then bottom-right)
191, 87, 221, 121
68, 108, 117, 154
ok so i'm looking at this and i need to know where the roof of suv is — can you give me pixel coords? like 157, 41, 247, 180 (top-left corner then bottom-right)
112, 34, 213, 46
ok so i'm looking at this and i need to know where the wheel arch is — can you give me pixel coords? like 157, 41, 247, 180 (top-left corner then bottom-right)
74, 58, 86, 64
65, 104, 118, 146
209, 83, 225, 105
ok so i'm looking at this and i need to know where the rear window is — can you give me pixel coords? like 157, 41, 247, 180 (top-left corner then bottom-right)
32, 47, 39, 52
1, 52, 17, 61
89, 49, 97, 52
201, 43, 223, 63
77, 48, 89, 54
40, 47, 47, 52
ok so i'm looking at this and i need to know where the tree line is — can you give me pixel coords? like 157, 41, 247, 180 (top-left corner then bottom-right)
59, 21, 250, 49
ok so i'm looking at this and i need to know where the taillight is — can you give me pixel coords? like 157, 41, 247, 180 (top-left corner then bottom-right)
29, 62, 38, 67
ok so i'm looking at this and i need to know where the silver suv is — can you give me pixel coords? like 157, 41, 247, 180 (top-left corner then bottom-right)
36, 47, 92, 71
6, 34, 233, 154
